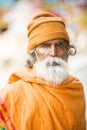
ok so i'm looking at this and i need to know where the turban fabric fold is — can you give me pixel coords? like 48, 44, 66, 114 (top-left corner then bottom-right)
27, 12, 70, 51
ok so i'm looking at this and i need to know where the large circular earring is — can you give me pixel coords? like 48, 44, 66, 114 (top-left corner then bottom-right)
68, 45, 76, 56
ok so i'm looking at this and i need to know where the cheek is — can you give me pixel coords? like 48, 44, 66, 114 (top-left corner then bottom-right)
58, 50, 67, 57
36, 49, 49, 60
38, 48, 50, 56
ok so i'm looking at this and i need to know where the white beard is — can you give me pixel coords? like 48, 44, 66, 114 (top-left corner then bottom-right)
34, 56, 68, 84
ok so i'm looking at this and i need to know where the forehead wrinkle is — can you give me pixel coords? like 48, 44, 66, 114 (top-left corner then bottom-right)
43, 39, 65, 44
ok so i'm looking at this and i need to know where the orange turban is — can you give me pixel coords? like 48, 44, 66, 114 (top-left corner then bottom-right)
27, 12, 70, 51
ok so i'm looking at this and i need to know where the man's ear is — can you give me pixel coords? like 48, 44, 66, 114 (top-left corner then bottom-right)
68, 45, 76, 56
25, 50, 37, 68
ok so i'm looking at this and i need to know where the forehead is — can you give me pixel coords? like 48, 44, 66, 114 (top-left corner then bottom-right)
42, 39, 65, 44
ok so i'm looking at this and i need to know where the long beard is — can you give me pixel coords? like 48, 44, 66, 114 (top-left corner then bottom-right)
34, 56, 68, 84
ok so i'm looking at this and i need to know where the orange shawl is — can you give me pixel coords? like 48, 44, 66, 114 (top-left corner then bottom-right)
0, 67, 86, 130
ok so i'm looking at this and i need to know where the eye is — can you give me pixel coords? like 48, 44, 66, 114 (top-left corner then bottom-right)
40, 42, 51, 48
56, 42, 65, 48
56, 41, 69, 50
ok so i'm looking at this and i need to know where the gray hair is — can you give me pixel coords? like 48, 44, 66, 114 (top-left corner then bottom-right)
25, 49, 37, 68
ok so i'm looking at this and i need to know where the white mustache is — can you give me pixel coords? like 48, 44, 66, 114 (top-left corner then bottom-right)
46, 60, 61, 66
43, 57, 67, 68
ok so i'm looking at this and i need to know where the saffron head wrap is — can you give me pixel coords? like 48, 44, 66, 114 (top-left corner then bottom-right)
27, 12, 70, 51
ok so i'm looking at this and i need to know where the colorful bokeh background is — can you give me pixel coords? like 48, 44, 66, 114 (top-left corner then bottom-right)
0, 0, 87, 126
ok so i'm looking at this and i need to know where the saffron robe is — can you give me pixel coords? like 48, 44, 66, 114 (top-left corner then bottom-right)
0, 67, 86, 130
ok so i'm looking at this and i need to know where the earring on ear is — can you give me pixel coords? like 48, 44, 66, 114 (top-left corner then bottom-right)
68, 45, 76, 56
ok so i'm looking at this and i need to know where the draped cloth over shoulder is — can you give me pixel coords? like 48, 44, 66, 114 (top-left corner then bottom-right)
0, 67, 86, 130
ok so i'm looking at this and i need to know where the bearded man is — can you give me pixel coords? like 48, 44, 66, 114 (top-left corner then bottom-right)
0, 12, 86, 130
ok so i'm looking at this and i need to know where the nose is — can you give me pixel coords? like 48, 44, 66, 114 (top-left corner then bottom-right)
49, 44, 57, 57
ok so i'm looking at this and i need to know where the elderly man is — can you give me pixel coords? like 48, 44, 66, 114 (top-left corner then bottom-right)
0, 12, 86, 130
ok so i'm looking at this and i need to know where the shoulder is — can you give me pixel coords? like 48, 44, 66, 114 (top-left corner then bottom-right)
0, 79, 37, 112
67, 74, 84, 87
0, 79, 35, 101
0, 79, 38, 113
0, 80, 37, 129
62, 74, 85, 94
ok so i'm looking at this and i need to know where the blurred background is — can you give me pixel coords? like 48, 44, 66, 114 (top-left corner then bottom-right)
0, 0, 87, 125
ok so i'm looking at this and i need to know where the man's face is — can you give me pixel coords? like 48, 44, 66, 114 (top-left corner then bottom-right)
35, 39, 69, 62
34, 39, 69, 84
